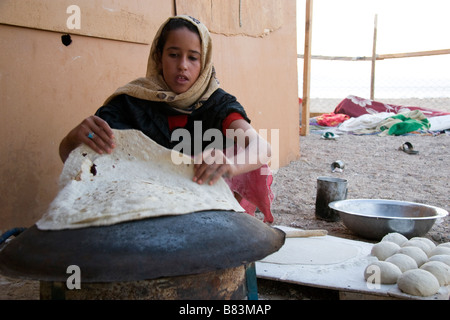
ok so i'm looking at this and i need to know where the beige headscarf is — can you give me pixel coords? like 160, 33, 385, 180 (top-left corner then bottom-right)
103, 15, 220, 114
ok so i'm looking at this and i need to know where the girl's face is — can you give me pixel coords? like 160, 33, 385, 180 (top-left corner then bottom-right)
161, 27, 202, 94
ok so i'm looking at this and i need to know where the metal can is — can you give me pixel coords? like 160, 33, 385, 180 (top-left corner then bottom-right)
331, 160, 345, 172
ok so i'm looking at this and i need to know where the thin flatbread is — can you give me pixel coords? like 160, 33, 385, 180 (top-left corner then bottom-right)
36, 129, 244, 230
259, 237, 360, 265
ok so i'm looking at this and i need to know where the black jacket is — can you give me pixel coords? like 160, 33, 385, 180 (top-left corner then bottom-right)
95, 88, 250, 156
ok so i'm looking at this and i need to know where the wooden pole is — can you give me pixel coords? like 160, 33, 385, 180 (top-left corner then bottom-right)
370, 14, 378, 100
297, 49, 450, 61
377, 49, 450, 60
301, 0, 313, 136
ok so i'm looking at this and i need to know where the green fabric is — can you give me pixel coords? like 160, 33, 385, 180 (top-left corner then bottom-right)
379, 111, 430, 136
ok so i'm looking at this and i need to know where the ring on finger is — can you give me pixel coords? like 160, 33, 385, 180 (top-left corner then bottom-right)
87, 132, 95, 139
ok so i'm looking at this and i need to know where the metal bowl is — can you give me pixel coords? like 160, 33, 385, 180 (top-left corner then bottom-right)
328, 199, 448, 240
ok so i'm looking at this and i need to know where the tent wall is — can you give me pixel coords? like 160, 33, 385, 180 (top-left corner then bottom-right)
0, 0, 299, 230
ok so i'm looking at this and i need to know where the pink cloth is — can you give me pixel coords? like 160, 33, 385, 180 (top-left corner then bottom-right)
316, 112, 350, 126
225, 164, 274, 224
334, 95, 450, 118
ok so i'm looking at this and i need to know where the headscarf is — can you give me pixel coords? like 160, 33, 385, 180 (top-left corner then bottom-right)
103, 15, 220, 114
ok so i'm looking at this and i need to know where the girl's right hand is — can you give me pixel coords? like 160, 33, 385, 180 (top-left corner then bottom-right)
60, 115, 115, 162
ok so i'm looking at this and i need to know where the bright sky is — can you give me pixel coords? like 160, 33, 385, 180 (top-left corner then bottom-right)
296, 0, 450, 99
297, 0, 450, 56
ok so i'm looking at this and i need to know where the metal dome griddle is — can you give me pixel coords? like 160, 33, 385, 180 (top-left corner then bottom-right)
0, 210, 285, 282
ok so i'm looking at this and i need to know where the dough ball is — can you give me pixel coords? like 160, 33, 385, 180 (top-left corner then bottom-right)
385, 253, 418, 272
397, 269, 440, 297
428, 246, 450, 257
382, 233, 408, 246
437, 242, 450, 249
397, 246, 428, 267
401, 239, 431, 256
428, 255, 450, 267
420, 261, 450, 286
371, 241, 401, 261
364, 261, 402, 284
410, 237, 436, 252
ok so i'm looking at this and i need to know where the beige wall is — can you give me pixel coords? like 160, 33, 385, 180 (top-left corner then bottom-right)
0, 0, 299, 231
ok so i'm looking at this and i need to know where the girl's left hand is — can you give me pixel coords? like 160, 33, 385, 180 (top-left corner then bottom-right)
192, 149, 236, 185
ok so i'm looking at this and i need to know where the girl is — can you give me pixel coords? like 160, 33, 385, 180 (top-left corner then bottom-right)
59, 15, 274, 222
